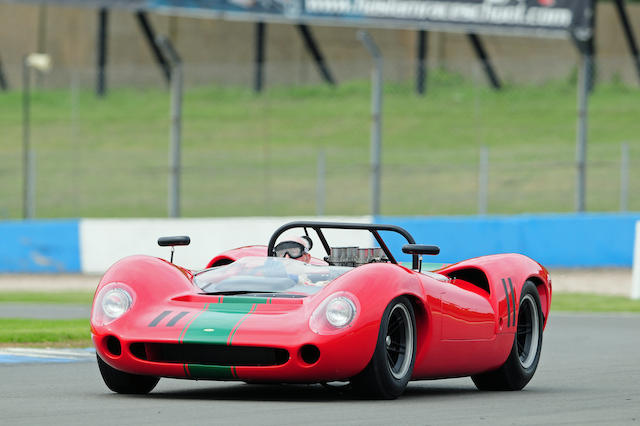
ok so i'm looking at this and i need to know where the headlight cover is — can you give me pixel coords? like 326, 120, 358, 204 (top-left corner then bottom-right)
309, 292, 359, 335
92, 283, 135, 326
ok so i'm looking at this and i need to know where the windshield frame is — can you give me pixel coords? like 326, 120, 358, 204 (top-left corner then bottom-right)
193, 256, 353, 296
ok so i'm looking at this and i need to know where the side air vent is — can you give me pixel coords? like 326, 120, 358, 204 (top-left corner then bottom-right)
446, 268, 490, 294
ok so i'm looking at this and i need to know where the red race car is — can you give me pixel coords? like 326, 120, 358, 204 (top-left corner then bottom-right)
91, 221, 551, 399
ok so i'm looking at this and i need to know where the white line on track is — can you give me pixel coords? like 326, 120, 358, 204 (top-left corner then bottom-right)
0, 347, 95, 364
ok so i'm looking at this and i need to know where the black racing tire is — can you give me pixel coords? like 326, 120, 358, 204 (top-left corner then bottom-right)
97, 355, 160, 394
472, 280, 544, 391
351, 296, 417, 399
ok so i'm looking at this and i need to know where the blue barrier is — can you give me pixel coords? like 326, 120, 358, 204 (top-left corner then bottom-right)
0, 219, 80, 273
376, 214, 640, 268
1, 214, 638, 272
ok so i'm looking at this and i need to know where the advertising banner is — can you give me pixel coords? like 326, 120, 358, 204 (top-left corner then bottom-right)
2, 0, 594, 38
150, 0, 594, 38
303, 0, 591, 36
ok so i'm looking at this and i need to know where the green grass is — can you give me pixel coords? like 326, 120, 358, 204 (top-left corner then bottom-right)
1, 74, 639, 218
551, 293, 640, 313
0, 318, 90, 345
0, 291, 93, 304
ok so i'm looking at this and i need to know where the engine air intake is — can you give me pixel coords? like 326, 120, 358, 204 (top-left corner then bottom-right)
129, 342, 289, 366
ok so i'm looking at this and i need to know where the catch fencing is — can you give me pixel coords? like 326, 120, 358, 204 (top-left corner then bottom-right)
0, 53, 638, 220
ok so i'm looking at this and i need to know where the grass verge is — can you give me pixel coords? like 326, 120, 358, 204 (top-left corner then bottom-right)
0, 318, 90, 345
0, 291, 94, 304
551, 293, 640, 313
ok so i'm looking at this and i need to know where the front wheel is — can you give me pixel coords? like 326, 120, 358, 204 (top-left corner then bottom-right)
351, 296, 417, 399
472, 280, 544, 391
97, 355, 160, 394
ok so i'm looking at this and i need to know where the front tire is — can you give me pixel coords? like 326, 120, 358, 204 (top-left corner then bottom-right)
351, 296, 417, 399
97, 355, 160, 394
472, 280, 544, 391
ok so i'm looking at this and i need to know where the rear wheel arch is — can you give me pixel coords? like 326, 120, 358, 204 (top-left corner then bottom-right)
525, 275, 550, 324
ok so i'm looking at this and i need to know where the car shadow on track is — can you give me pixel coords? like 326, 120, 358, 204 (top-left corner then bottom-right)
127, 382, 481, 402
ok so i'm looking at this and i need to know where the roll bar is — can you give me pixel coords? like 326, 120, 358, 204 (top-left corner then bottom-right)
267, 221, 419, 269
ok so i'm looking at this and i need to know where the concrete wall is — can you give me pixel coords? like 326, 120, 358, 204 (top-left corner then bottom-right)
78, 216, 372, 273
1, 2, 639, 87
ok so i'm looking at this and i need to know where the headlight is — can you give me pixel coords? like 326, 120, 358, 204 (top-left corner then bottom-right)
92, 283, 135, 326
102, 288, 132, 319
325, 297, 356, 328
309, 292, 359, 335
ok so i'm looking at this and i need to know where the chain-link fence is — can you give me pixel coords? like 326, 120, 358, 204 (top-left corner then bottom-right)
0, 54, 638, 219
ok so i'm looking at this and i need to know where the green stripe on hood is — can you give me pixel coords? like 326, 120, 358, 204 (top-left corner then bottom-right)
181, 297, 268, 345
181, 297, 269, 380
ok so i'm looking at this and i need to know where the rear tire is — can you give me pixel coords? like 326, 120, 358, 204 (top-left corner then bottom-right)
97, 355, 159, 394
472, 280, 543, 391
351, 296, 416, 399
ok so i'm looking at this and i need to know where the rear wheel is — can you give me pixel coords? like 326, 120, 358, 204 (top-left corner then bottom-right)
472, 280, 543, 391
97, 355, 159, 394
351, 296, 416, 399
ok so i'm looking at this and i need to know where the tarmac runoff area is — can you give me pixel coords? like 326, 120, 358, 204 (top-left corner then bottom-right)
0, 314, 637, 425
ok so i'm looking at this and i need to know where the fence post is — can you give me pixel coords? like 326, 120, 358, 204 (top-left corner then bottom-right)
27, 150, 36, 219
21, 54, 51, 219
575, 53, 591, 212
96, 8, 108, 97
22, 57, 32, 219
478, 146, 489, 215
357, 31, 383, 217
0, 55, 8, 90
620, 142, 629, 212
316, 149, 326, 216
156, 36, 183, 218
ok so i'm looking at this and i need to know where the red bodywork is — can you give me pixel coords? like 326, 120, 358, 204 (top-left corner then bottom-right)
92, 247, 551, 384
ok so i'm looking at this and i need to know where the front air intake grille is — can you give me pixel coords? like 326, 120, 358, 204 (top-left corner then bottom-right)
130, 342, 289, 366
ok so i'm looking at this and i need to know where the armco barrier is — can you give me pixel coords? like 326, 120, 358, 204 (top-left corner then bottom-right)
0, 219, 80, 273
1, 214, 639, 273
376, 214, 640, 268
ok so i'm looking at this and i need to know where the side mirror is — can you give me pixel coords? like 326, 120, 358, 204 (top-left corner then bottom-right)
158, 236, 191, 247
402, 244, 440, 256
158, 236, 190, 263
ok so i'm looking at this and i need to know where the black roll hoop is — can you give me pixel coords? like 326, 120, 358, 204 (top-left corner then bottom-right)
267, 221, 436, 270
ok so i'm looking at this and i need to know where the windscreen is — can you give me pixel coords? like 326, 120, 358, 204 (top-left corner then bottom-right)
194, 256, 352, 295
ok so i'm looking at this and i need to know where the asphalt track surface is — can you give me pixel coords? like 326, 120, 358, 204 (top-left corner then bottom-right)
1, 314, 638, 426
